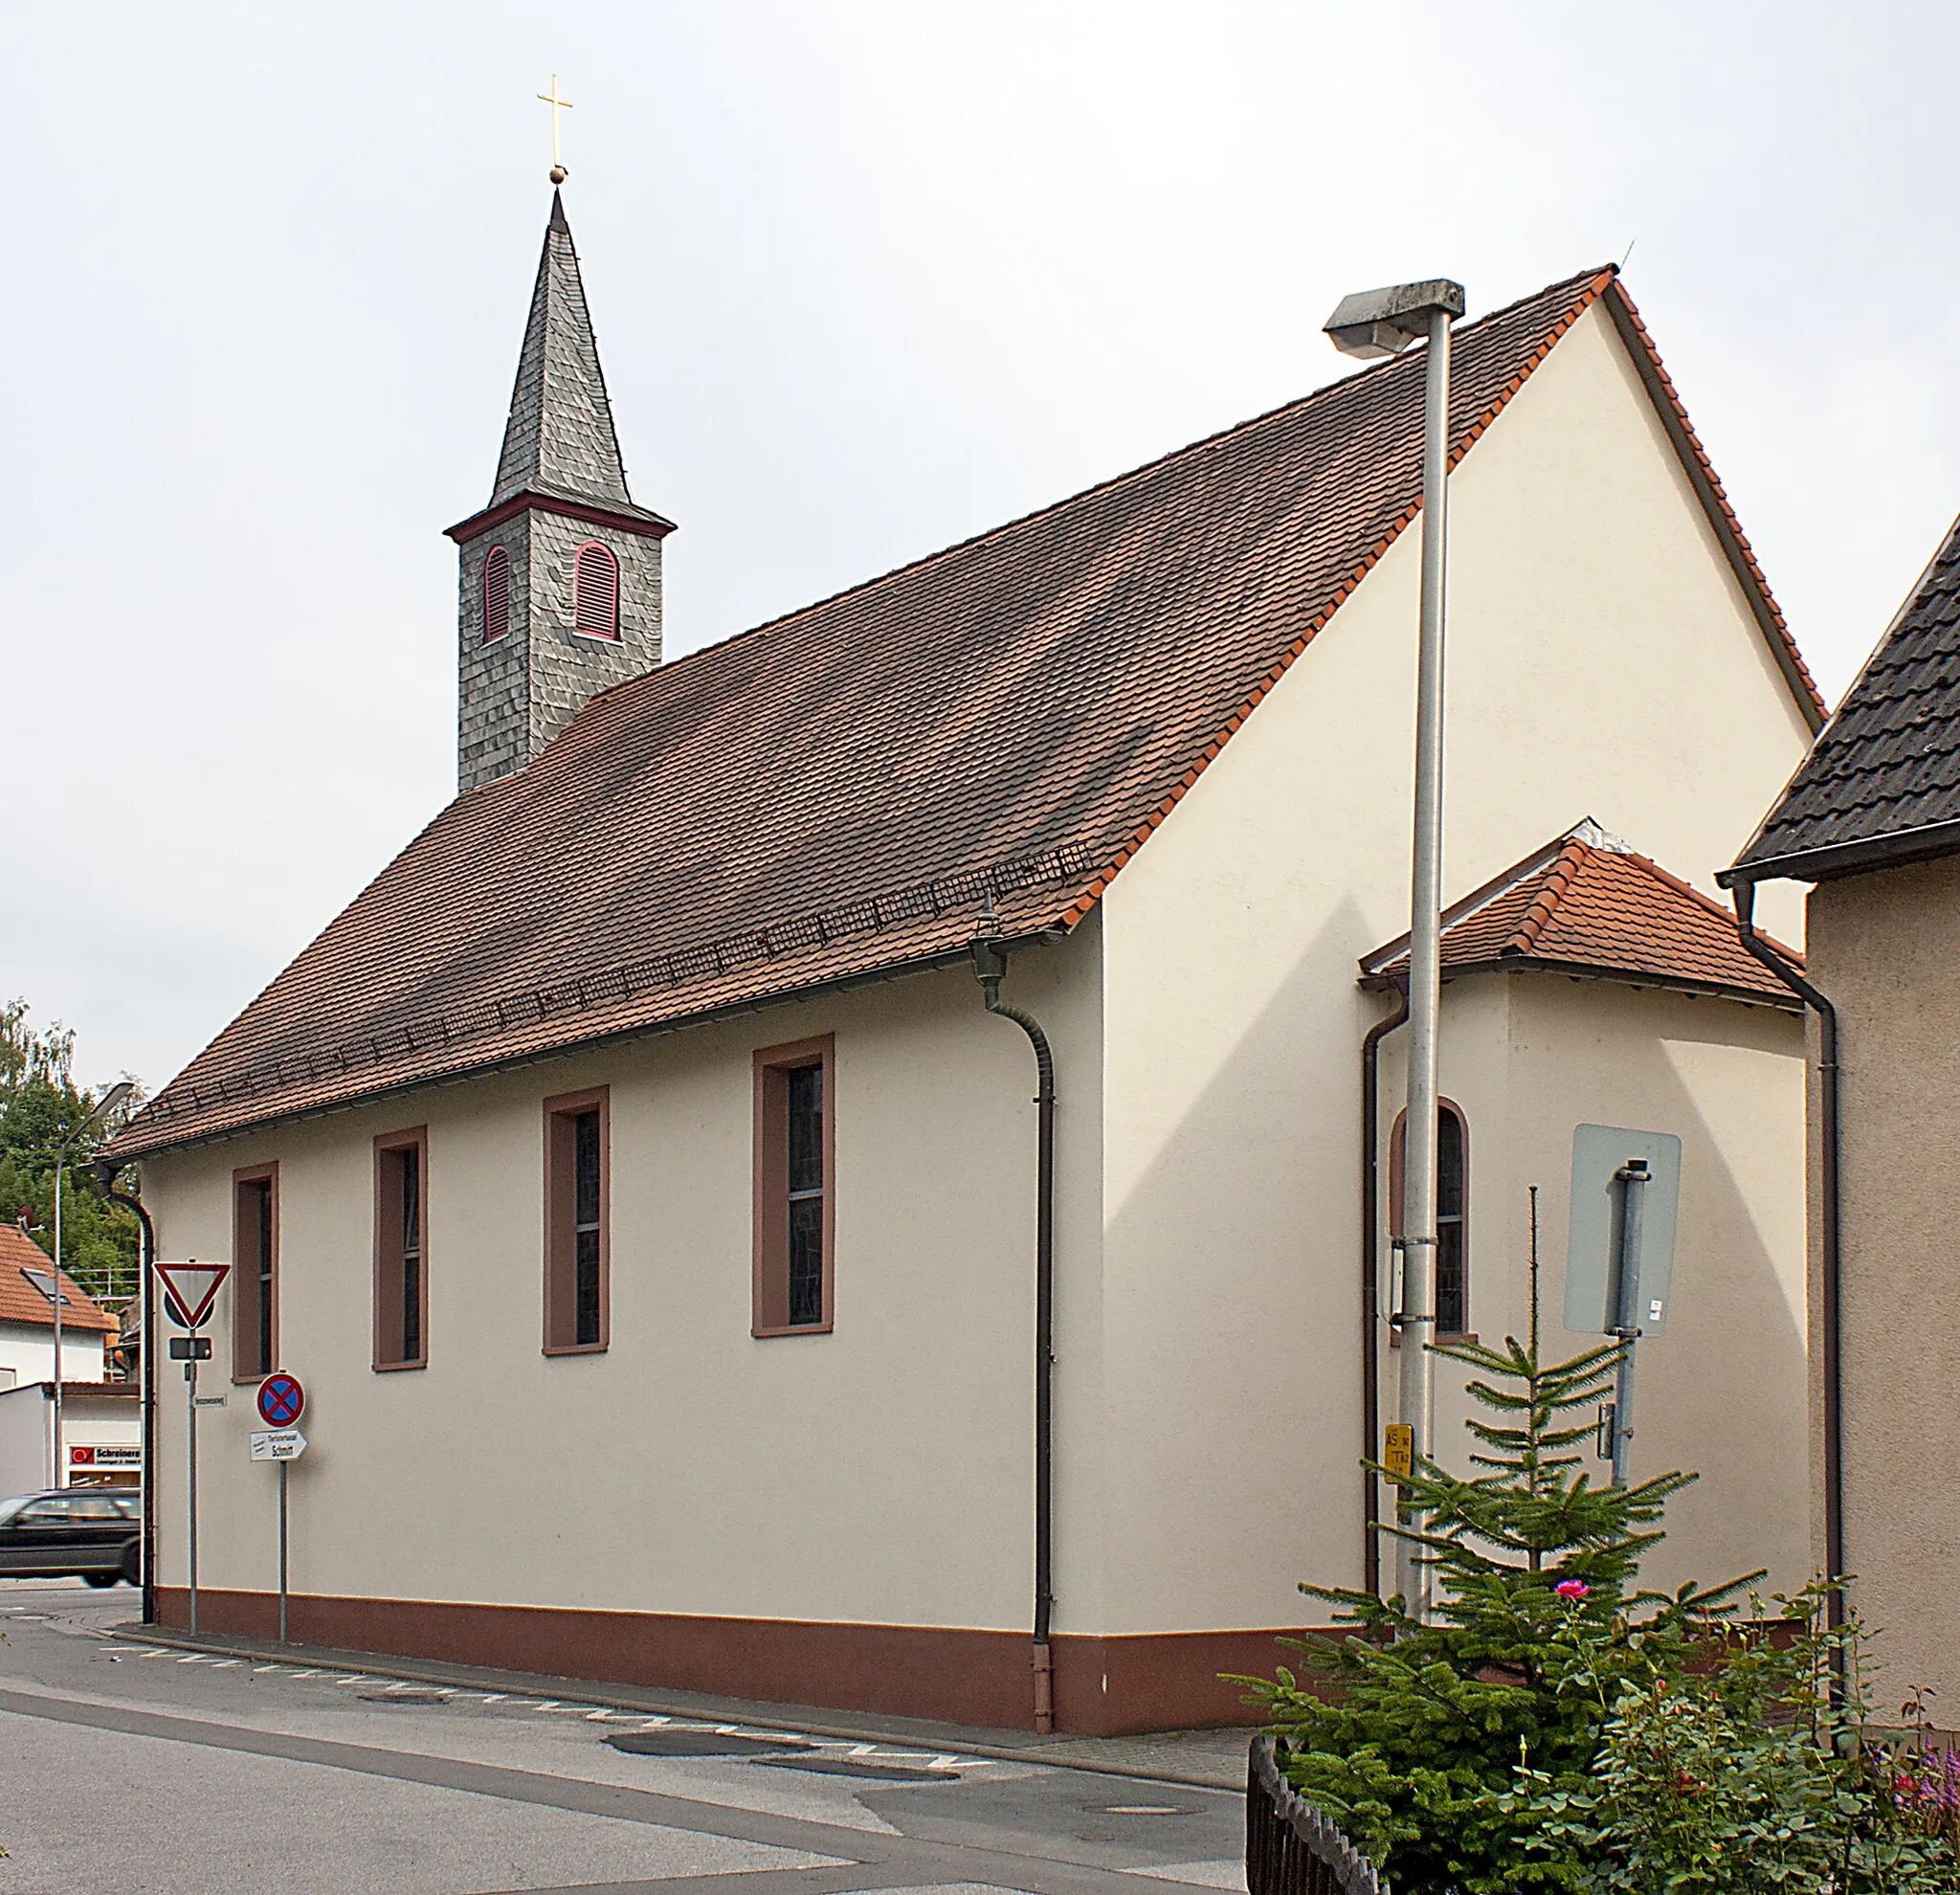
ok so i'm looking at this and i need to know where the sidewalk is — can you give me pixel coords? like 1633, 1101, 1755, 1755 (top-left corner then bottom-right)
109, 1620, 1257, 1791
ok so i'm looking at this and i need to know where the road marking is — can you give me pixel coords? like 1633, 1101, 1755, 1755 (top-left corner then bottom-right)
92, 1638, 999, 1773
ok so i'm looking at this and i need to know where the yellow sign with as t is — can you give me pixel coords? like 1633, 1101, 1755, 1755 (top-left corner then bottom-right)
1383, 1422, 1414, 1483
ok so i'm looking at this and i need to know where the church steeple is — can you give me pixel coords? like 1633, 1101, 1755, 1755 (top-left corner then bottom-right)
446, 190, 675, 794
491, 191, 635, 511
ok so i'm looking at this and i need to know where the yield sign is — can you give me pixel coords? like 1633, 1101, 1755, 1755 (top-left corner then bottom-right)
156, 1260, 230, 1330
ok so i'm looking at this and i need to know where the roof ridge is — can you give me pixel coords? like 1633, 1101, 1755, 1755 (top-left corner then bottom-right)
1508, 838, 1592, 955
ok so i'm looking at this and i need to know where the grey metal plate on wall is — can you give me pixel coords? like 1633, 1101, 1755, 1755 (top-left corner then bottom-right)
1564, 1125, 1682, 1337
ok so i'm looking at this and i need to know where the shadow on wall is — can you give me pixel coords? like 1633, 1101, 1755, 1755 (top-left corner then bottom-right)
1442, 985, 1810, 1605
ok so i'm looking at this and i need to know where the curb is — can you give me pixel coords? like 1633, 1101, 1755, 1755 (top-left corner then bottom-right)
107, 1622, 1249, 1793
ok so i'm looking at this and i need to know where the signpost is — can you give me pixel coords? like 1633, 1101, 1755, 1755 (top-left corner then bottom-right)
1565, 1126, 1682, 1485
254, 1373, 306, 1642
156, 1260, 230, 1637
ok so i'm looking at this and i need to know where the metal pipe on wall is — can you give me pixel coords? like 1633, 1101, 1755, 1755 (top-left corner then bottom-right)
971, 925, 1058, 1733
94, 1160, 158, 1625
1359, 983, 1410, 1599
1729, 882, 1845, 1630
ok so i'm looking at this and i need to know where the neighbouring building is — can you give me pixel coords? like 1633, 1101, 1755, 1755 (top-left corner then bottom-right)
108, 192, 1826, 1733
1725, 509, 1960, 1721
0, 1222, 138, 1497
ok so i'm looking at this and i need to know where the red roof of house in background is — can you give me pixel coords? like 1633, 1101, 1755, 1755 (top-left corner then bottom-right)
1361, 824, 1802, 1009
111, 266, 1821, 1160
0, 1224, 119, 1334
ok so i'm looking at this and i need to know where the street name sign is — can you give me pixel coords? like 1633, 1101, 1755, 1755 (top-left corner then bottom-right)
250, 1430, 307, 1462
157, 1260, 230, 1330
256, 1373, 305, 1427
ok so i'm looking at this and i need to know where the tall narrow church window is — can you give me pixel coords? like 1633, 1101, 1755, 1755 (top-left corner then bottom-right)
232, 1165, 278, 1381
482, 546, 510, 643
572, 541, 620, 639
544, 1088, 608, 1352
374, 1128, 429, 1370
752, 1037, 835, 1336
1389, 1102, 1470, 1337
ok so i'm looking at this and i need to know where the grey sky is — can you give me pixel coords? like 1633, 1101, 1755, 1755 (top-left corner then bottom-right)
6, 1, 1955, 1093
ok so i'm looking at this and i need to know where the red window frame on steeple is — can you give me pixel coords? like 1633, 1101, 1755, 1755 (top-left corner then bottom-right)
482, 546, 510, 643
572, 541, 620, 640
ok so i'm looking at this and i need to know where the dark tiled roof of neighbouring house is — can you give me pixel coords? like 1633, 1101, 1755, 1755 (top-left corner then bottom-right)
1362, 823, 1801, 1009
113, 266, 1819, 1160
1730, 513, 1960, 882
0, 1225, 120, 1334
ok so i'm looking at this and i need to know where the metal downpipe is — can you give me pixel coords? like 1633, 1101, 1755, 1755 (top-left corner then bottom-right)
971, 932, 1058, 1732
1360, 982, 1410, 1599
94, 1160, 158, 1625
1729, 882, 1845, 1632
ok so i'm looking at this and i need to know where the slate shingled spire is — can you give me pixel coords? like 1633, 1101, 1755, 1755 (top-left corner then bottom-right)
447, 190, 675, 794
492, 190, 635, 509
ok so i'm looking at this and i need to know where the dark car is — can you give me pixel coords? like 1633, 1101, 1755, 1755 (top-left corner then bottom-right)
0, 1489, 141, 1586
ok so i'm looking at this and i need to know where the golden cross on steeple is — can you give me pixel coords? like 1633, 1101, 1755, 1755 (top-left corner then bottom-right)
537, 75, 574, 184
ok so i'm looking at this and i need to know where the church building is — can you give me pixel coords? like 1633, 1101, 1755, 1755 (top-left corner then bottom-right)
111, 191, 1822, 1734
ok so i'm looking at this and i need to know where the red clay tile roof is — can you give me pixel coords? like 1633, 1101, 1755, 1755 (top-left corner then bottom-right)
115, 267, 1816, 1159
0, 1225, 119, 1334
1361, 824, 1802, 1008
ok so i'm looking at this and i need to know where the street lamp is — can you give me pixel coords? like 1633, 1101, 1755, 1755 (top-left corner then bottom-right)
1325, 277, 1464, 1624
51, 1080, 134, 1488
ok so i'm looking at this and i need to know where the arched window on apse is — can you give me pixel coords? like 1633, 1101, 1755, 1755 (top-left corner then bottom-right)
573, 541, 620, 640
1389, 1100, 1469, 1337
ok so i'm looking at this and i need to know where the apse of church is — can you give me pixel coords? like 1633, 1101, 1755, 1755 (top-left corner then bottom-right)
447, 190, 675, 792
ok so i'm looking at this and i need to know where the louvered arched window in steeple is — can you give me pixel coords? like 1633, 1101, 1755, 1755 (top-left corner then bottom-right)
482, 546, 510, 643
573, 541, 620, 640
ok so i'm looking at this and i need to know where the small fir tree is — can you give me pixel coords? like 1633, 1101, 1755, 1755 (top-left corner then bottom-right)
1238, 1205, 1754, 1895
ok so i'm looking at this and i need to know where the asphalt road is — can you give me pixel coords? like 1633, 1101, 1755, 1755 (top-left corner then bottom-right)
0, 1584, 1249, 1895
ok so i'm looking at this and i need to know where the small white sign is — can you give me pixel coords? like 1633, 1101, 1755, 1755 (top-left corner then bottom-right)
250, 1429, 307, 1462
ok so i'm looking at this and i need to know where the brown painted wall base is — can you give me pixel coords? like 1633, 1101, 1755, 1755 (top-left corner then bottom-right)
153, 1589, 1324, 1735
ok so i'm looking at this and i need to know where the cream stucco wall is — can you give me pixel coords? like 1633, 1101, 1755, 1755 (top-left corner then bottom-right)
0, 1323, 106, 1388
1373, 974, 1810, 1602
142, 936, 1103, 1633
1094, 300, 1815, 1634
1805, 853, 1960, 1710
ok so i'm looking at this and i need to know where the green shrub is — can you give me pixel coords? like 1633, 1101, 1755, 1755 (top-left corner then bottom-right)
1236, 1315, 1749, 1894
1238, 1245, 1960, 1895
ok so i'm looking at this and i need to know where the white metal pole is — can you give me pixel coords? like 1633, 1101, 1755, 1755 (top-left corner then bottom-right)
278, 1459, 290, 1643
188, 1349, 200, 1637
52, 1158, 65, 1488
1393, 302, 1455, 1623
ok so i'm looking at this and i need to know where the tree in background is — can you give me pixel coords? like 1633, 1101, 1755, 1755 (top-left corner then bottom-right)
0, 998, 143, 1304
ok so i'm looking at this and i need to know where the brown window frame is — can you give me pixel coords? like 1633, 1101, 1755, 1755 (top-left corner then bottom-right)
373, 1126, 429, 1371
752, 1035, 835, 1338
1388, 1098, 1472, 1341
231, 1162, 279, 1383
543, 1086, 609, 1355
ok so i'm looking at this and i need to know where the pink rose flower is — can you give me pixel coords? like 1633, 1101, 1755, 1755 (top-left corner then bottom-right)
1554, 1578, 1589, 1600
